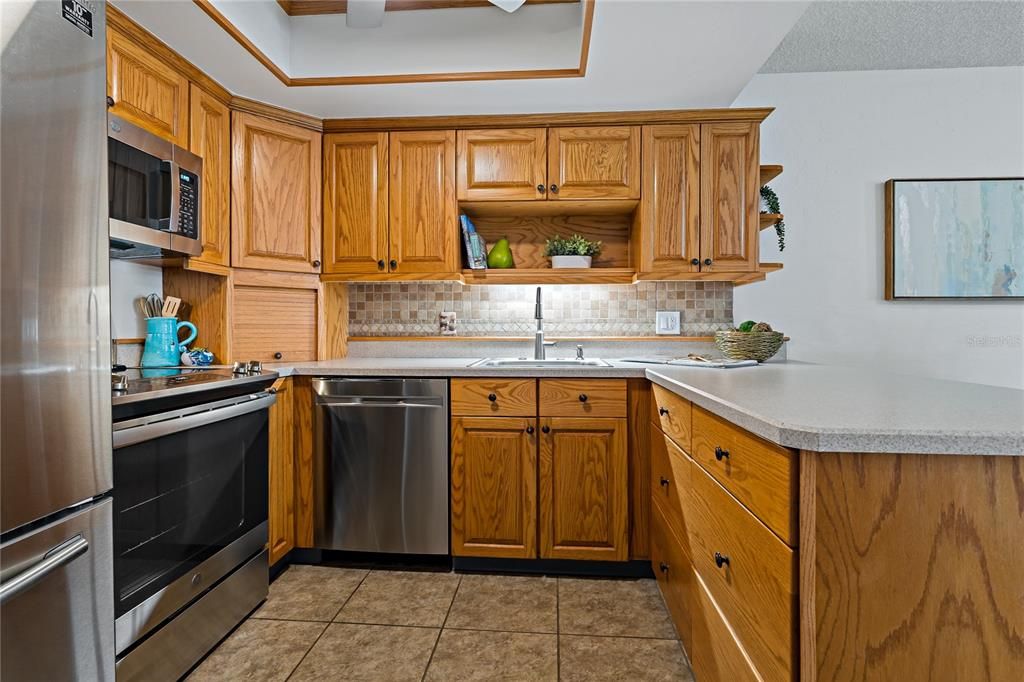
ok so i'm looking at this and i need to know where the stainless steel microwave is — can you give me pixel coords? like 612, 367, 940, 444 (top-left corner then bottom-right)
108, 115, 202, 260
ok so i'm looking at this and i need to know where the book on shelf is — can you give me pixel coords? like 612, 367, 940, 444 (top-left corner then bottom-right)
460, 214, 488, 270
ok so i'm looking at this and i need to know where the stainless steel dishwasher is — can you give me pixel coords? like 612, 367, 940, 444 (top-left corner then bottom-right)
312, 378, 449, 555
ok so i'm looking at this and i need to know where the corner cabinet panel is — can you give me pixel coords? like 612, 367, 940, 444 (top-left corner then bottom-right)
547, 126, 640, 200
106, 28, 189, 146
188, 85, 231, 267
699, 122, 759, 273
638, 125, 701, 274
451, 417, 537, 559
388, 130, 457, 274
539, 417, 628, 561
456, 128, 547, 200
268, 377, 295, 565
232, 112, 322, 273
323, 132, 389, 274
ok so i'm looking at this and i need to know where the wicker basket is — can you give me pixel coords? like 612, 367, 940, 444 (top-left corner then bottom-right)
714, 330, 785, 362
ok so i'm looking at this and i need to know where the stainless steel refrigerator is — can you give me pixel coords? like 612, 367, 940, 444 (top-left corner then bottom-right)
1, 1, 114, 679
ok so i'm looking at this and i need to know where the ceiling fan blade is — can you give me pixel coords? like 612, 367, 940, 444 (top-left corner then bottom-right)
346, 0, 386, 28
489, 0, 528, 12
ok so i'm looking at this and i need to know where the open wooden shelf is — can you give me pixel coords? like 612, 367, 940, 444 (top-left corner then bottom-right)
734, 262, 783, 286
759, 213, 783, 230
462, 267, 636, 285
760, 164, 783, 185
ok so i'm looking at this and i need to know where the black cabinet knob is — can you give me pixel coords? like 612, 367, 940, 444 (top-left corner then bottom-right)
578, 394, 588, 403
274, 352, 283, 360
542, 425, 550, 434
714, 552, 730, 569
106, 96, 115, 108
659, 477, 670, 487
658, 407, 669, 416
715, 446, 730, 461
659, 562, 669, 573
312, 259, 321, 268
377, 259, 386, 270
537, 183, 546, 193
549, 184, 559, 194
526, 426, 534, 434
690, 258, 700, 266
487, 393, 497, 402
390, 259, 398, 269
704, 258, 713, 266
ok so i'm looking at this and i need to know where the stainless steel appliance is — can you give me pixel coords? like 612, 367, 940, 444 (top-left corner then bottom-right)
1, 1, 114, 679
313, 378, 449, 555
108, 114, 202, 260
111, 368, 276, 681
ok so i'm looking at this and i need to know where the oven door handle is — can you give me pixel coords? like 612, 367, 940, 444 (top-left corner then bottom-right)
113, 392, 277, 448
0, 535, 89, 605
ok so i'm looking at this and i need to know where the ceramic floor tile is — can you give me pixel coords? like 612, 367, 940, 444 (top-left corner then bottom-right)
559, 635, 694, 681
445, 574, 557, 633
335, 570, 460, 627
558, 578, 677, 638
251, 565, 367, 622
288, 623, 439, 682
187, 619, 325, 682
424, 629, 557, 682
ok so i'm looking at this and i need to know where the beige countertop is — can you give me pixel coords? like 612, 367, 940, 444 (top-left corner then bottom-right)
265, 358, 1024, 456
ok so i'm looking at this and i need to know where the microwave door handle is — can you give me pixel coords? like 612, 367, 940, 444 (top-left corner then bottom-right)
167, 159, 181, 234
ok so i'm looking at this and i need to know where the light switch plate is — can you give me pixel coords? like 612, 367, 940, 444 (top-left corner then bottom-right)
656, 311, 681, 335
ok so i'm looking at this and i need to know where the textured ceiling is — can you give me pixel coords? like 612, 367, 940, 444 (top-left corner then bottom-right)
761, 1, 1024, 73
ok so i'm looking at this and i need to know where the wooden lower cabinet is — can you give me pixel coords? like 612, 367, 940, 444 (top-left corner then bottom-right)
451, 416, 537, 559
538, 417, 628, 561
268, 377, 295, 565
650, 501, 693, 653
691, 570, 762, 682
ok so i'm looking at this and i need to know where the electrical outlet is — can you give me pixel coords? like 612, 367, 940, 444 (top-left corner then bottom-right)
656, 311, 681, 335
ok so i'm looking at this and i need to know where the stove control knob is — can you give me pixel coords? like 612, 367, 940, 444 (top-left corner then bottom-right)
247, 360, 263, 374
231, 361, 248, 375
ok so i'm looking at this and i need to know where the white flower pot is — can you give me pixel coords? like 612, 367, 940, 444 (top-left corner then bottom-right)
551, 255, 592, 269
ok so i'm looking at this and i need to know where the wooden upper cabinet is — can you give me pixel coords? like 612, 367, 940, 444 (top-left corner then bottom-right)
323, 133, 389, 275
538, 417, 628, 561
107, 28, 189, 146
638, 125, 701, 274
389, 130, 457, 274
547, 126, 641, 200
699, 122, 759, 273
456, 129, 547, 200
232, 112, 322, 273
188, 85, 231, 268
451, 417, 537, 559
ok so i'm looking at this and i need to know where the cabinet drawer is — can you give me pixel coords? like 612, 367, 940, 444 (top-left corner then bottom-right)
232, 285, 318, 362
691, 571, 762, 682
650, 503, 693, 653
692, 405, 796, 545
451, 379, 536, 416
539, 379, 626, 417
689, 463, 795, 682
650, 427, 691, 546
651, 383, 692, 453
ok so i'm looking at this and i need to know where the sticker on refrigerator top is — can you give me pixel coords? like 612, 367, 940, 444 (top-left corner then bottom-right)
61, 0, 93, 37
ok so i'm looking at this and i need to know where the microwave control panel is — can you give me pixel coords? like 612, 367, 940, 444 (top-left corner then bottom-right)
178, 171, 199, 239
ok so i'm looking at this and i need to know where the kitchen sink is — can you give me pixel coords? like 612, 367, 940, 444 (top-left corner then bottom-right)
468, 358, 613, 368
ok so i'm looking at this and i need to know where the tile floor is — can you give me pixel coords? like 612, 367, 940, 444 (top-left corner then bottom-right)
188, 565, 695, 681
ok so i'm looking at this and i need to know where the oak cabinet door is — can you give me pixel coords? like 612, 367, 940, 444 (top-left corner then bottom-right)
451, 417, 537, 559
638, 125, 701, 274
323, 133, 389, 275
231, 271, 322, 362
107, 28, 189, 146
389, 130, 457, 274
268, 378, 295, 565
232, 112, 322, 273
699, 122, 759, 273
539, 417, 628, 561
456, 129, 547, 200
547, 126, 640, 200
188, 85, 231, 267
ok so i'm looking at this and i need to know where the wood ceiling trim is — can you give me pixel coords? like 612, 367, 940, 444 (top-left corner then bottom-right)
277, 0, 579, 17
193, 0, 594, 87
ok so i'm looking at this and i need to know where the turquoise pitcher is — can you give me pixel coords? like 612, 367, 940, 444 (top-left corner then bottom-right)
141, 317, 198, 368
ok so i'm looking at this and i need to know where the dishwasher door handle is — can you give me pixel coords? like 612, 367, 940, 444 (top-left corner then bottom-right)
320, 400, 444, 409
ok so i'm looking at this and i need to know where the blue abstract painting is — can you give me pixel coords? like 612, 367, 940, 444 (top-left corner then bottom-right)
888, 178, 1024, 298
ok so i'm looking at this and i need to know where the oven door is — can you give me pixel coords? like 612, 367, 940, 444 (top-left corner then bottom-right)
111, 391, 274, 654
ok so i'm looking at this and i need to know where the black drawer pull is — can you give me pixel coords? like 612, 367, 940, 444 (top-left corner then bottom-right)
487, 393, 497, 402
714, 552, 730, 569
274, 352, 283, 360
659, 477, 670, 487
542, 425, 550, 434
659, 562, 669, 573
715, 446, 730, 461
578, 394, 588, 403
658, 407, 669, 416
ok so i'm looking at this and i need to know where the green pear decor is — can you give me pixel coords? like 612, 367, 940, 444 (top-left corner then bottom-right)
487, 237, 515, 269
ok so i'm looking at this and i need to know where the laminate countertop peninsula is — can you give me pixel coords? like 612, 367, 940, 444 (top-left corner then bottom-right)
266, 359, 1024, 456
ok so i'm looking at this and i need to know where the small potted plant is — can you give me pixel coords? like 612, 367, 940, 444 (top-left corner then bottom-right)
544, 234, 602, 269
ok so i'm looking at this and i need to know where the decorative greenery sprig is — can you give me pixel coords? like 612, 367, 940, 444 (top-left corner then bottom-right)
760, 185, 785, 251
544, 234, 603, 257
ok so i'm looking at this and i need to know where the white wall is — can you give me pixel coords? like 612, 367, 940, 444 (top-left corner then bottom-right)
733, 66, 1024, 389
109, 260, 163, 339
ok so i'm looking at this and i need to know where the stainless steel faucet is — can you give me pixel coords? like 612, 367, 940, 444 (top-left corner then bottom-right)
534, 287, 556, 360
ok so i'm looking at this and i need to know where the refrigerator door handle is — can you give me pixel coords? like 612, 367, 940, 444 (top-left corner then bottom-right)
0, 534, 89, 605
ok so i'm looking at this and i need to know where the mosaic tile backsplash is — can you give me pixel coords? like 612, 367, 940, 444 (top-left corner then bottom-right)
348, 282, 734, 337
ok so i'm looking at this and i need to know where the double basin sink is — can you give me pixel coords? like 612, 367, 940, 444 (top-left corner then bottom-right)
468, 358, 613, 368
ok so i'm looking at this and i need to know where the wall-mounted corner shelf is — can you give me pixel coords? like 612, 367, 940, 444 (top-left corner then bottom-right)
759, 213, 784, 230
734, 262, 783, 286
760, 164, 783, 185
461, 267, 636, 285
